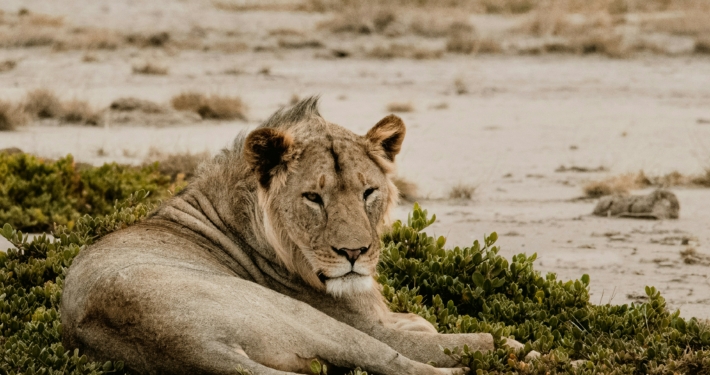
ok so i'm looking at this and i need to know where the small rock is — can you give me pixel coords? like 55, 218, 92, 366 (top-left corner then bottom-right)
592, 189, 679, 219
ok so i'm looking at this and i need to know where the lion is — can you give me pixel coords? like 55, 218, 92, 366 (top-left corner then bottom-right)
61, 98, 526, 375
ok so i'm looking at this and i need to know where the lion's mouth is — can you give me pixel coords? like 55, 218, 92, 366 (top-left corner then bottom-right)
317, 271, 362, 284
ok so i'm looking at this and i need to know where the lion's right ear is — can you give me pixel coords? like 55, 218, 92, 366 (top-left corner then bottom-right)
244, 128, 295, 189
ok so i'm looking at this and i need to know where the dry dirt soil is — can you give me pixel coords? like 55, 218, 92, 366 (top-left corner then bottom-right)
1, 0, 710, 319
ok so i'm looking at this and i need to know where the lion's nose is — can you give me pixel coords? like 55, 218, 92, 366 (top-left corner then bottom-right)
332, 246, 369, 265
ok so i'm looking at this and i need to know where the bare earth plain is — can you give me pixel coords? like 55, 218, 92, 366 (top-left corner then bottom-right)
1, 0, 710, 320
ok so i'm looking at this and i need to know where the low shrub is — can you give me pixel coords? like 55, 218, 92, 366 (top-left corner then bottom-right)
378, 205, 710, 373
449, 183, 476, 199
23, 89, 63, 119
0, 152, 171, 232
0, 191, 154, 375
386, 102, 414, 113
171, 92, 247, 121
131, 62, 169, 75
0, 101, 27, 131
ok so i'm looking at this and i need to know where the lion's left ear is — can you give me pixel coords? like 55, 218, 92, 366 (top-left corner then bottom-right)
244, 128, 295, 189
365, 114, 406, 162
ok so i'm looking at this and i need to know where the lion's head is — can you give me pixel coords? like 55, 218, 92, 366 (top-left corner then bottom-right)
243, 99, 405, 297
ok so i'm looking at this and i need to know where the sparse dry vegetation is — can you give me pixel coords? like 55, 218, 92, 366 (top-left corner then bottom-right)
1, 2, 708, 58
584, 169, 710, 198
583, 173, 639, 198
82, 53, 98, 63
680, 247, 710, 266
310, 0, 710, 58
386, 101, 414, 113
0, 101, 27, 131
60, 100, 100, 125
391, 176, 418, 202
367, 43, 443, 59
0, 59, 17, 73
430, 102, 449, 110
171, 92, 247, 121
110, 97, 165, 113
7, 89, 102, 126
277, 37, 323, 49
23, 89, 62, 119
144, 148, 210, 181
454, 77, 468, 95
132, 62, 169, 75
125, 31, 171, 47
449, 183, 476, 199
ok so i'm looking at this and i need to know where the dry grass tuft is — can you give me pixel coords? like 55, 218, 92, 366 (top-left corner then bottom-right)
277, 37, 323, 49
213, 1, 299, 12
680, 248, 710, 266
82, 54, 98, 63
386, 102, 414, 113
391, 176, 418, 202
0, 28, 56, 48
60, 100, 100, 125
110, 97, 165, 114
454, 77, 468, 95
319, 7, 398, 35
290, 94, 300, 105
132, 62, 169, 75
125, 32, 170, 47
18, 89, 100, 125
366, 43, 443, 59
26, 14, 64, 27
583, 175, 636, 198
585, 170, 710, 198
449, 183, 476, 200
446, 30, 478, 54
430, 102, 449, 110
23, 89, 62, 119
171, 92, 247, 121
0, 101, 27, 131
145, 148, 210, 181
0, 60, 17, 73
690, 170, 710, 187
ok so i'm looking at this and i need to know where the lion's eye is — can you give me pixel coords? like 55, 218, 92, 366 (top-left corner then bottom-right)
303, 192, 323, 205
363, 187, 377, 201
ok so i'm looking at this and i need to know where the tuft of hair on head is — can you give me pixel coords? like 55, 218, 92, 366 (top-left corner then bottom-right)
260, 95, 321, 130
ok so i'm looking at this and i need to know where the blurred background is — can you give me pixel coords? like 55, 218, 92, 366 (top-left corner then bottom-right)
0, 0, 709, 317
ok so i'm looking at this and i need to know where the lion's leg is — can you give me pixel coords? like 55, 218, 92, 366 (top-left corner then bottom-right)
372, 326, 495, 368
310, 297, 494, 368
73, 264, 464, 375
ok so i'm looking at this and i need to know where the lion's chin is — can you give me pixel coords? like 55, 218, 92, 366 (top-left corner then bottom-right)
324, 273, 373, 297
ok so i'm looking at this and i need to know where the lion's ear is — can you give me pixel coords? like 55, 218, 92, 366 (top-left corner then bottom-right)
244, 128, 295, 189
365, 114, 406, 162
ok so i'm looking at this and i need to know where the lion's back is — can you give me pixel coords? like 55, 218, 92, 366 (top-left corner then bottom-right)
60, 222, 233, 352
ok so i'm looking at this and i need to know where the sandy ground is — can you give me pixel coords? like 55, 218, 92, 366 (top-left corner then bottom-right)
1, 1, 710, 319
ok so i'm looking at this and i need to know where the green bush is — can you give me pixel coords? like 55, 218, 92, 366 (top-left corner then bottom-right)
377, 204, 710, 374
1, 184, 708, 374
0, 191, 155, 375
0, 153, 171, 232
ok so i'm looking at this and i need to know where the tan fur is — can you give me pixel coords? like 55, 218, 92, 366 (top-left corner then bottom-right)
61, 98, 499, 375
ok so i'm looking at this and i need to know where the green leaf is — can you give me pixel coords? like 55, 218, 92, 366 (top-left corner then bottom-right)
581, 274, 590, 285
310, 359, 322, 375
472, 272, 485, 288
